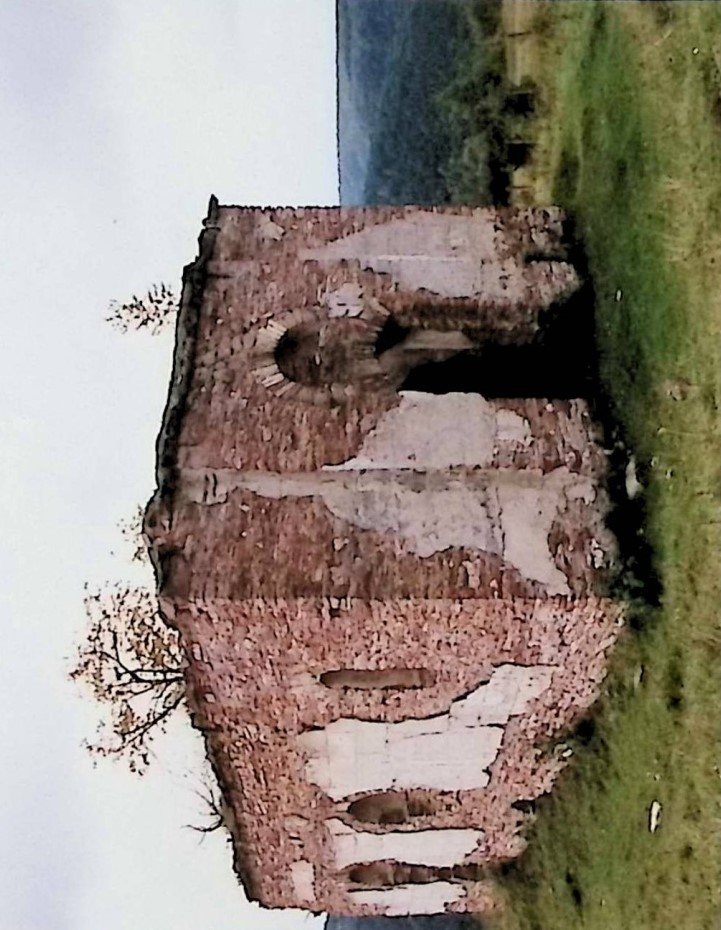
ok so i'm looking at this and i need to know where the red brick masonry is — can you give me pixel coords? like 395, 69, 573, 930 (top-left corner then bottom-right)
146, 200, 622, 916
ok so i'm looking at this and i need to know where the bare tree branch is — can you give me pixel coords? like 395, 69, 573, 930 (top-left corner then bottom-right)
106, 283, 178, 335
184, 772, 229, 841
70, 583, 187, 774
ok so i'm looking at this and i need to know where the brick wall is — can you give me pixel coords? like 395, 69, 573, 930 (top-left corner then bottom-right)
146, 201, 621, 917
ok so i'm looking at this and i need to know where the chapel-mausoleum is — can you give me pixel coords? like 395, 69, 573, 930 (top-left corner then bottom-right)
145, 198, 621, 916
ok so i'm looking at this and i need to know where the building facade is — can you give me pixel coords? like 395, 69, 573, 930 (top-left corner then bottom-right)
145, 198, 621, 917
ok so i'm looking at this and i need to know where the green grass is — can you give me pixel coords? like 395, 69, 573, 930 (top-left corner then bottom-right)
447, 3, 721, 928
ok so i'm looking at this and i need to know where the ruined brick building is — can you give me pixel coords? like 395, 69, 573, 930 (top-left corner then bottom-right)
145, 198, 622, 917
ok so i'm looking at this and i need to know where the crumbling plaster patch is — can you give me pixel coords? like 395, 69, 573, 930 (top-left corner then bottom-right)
178, 393, 595, 594
323, 469, 593, 593
323, 393, 499, 471
326, 820, 483, 870
346, 882, 466, 916
493, 469, 595, 594
297, 665, 553, 800
299, 212, 579, 306
289, 860, 315, 903
181, 461, 593, 594
255, 214, 285, 242
324, 481, 502, 562
496, 408, 532, 446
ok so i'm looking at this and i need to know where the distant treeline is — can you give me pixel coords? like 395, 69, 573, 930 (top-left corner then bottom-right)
336, 0, 523, 206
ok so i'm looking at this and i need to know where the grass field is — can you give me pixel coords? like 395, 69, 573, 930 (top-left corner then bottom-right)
457, 3, 721, 929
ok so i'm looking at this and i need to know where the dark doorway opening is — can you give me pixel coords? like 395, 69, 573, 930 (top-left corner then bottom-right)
507, 141, 535, 169
400, 281, 597, 399
504, 90, 536, 118
374, 315, 411, 357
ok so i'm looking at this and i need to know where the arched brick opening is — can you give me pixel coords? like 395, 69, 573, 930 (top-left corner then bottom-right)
275, 317, 380, 389
250, 281, 596, 401
248, 307, 391, 404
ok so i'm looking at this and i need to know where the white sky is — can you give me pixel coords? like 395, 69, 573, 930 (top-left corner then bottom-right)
0, 2, 337, 928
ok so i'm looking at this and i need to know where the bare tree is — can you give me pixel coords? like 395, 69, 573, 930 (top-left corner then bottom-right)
106, 282, 178, 334
184, 772, 230, 841
70, 584, 187, 774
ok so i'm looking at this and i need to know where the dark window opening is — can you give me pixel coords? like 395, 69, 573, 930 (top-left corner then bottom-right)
373, 315, 412, 356
507, 141, 534, 169
320, 669, 436, 691
511, 799, 536, 815
504, 90, 536, 118
346, 861, 487, 888
274, 318, 373, 388
347, 790, 439, 825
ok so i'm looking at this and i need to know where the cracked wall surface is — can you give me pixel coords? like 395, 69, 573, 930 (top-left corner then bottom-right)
146, 202, 622, 918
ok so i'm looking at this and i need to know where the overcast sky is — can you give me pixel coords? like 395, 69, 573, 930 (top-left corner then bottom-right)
0, 2, 336, 928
